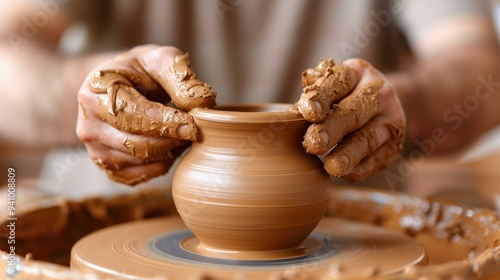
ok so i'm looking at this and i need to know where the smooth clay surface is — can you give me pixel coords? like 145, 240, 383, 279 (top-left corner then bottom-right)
70, 216, 427, 280
2, 186, 500, 279
172, 104, 332, 255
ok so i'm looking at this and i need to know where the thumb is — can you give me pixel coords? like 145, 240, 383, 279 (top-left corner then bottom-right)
87, 71, 197, 141
139, 46, 217, 111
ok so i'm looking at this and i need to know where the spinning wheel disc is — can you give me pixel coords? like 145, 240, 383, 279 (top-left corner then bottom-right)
71, 216, 427, 279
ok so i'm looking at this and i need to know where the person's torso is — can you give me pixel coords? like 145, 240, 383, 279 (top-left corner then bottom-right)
69, 0, 408, 104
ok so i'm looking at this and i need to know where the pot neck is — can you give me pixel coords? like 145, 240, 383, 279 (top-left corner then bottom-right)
189, 104, 308, 151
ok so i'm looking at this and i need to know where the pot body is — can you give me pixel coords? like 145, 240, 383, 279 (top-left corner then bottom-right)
172, 104, 331, 251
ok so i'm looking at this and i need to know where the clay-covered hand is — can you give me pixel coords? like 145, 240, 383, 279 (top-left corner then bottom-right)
77, 45, 216, 185
294, 59, 405, 182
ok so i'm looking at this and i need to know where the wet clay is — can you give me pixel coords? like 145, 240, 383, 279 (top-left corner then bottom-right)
85, 52, 218, 185
0, 189, 175, 266
328, 187, 500, 279
294, 59, 404, 182
164, 53, 217, 111
88, 68, 197, 141
294, 59, 352, 122
2, 186, 500, 279
87, 53, 216, 141
172, 104, 332, 254
301, 79, 381, 156
70, 216, 427, 280
324, 120, 404, 182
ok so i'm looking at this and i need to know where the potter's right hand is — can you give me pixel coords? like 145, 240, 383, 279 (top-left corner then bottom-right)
76, 45, 217, 185
294, 58, 405, 182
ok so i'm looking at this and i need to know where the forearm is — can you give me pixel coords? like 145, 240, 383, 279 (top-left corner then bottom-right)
0, 44, 116, 150
388, 10, 500, 155
389, 41, 500, 154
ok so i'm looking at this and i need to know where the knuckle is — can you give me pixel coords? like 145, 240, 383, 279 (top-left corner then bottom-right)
151, 46, 183, 60
75, 127, 87, 142
94, 155, 125, 171
380, 83, 397, 99
77, 87, 94, 105
348, 58, 374, 70
106, 171, 143, 186
76, 124, 93, 142
396, 109, 407, 127
355, 58, 371, 67
130, 44, 160, 53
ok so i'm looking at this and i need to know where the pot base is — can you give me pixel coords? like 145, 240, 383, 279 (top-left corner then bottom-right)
71, 216, 427, 279
180, 234, 324, 261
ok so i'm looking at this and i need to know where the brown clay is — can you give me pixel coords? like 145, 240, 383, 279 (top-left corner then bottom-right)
87, 53, 217, 141
163, 53, 217, 111
339, 122, 404, 182
70, 216, 427, 279
2, 186, 500, 279
294, 58, 404, 182
294, 59, 352, 123
172, 103, 332, 254
302, 79, 382, 156
88, 68, 198, 141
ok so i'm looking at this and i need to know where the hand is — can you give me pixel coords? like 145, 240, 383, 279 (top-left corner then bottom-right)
76, 45, 217, 185
294, 58, 406, 182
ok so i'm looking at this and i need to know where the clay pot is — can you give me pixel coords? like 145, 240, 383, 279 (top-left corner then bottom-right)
172, 103, 331, 254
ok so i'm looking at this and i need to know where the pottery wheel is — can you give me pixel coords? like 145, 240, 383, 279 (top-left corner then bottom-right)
71, 216, 427, 279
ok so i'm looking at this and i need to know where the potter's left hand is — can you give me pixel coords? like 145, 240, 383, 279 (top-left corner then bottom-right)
77, 45, 216, 185
294, 58, 406, 182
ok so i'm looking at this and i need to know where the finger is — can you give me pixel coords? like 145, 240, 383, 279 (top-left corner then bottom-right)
294, 59, 362, 122
301, 58, 335, 87
87, 144, 149, 171
323, 118, 392, 177
89, 75, 198, 141
90, 122, 189, 161
78, 104, 190, 163
342, 139, 402, 183
105, 161, 176, 186
303, 78, 385, 155
121, 136, 188, 161
140, 47, 217, 111
89, 45, 171, 109
87, 139, 187, 172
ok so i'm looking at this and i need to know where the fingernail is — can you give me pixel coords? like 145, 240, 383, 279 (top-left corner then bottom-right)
303, 100, 325, 122
319, 130, 329, 145
336, 153, 351, 173
178, 124, 197, 141
314, 101, 322, 112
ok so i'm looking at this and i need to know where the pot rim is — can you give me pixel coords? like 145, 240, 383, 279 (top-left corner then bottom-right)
189, 103, 305, 123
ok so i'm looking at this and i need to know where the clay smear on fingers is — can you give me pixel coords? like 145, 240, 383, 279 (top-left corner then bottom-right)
294, 60, 351, 122
342, 123, 404, 182
106, 160, 176, 186
303, 79, 382, 155
122, 137, 187, 161
88, 71, 197, 141
324, 119, 392, 177
301, 58, 335, 87
162, 53, 217, 111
